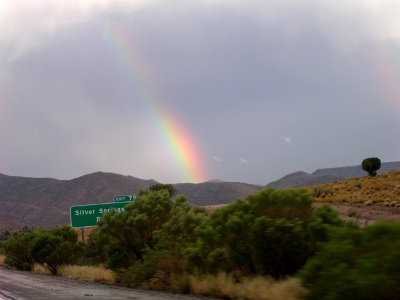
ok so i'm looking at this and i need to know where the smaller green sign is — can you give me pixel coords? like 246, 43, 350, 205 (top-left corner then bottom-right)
70, 202, 130, 228
114, 195, 136, 203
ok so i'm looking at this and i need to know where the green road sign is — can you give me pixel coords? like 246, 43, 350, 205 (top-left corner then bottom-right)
114, 195, 136, 203
70, 202, 130, 228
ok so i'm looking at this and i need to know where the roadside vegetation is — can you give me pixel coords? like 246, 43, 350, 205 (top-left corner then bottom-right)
1, 174, 400, 300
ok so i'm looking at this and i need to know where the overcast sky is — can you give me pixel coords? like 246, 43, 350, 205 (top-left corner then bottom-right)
1, 0, 399, 185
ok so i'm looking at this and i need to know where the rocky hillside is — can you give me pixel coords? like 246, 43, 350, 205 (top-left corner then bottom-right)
266, 161, 400, 189
0, 172, 260, 228
265, 171, 344, 189
1, 161, 399, 228
312, 161, 400, 178
175, 182, 261, 206
0, 172, 157, 228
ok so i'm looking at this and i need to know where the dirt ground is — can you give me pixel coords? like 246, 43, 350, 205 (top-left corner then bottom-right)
313, 201, 400, 226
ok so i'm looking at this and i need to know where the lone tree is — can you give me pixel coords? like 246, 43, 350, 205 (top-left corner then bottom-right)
362, 157, 381, 176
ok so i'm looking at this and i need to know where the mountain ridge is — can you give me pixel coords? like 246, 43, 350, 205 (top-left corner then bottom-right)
1, 161, 399, 228
266, 161, 400, 189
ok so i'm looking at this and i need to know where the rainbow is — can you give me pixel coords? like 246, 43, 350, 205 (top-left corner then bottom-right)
373, 45, 400, 106
103, 20, 207, 183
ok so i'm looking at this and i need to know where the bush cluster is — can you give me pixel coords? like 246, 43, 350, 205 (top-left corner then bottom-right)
185, 188, 344, 280
90, 187, 345, 287
300, 220, 400, 300
4, 185, 400, 299
4, 226, 85, 275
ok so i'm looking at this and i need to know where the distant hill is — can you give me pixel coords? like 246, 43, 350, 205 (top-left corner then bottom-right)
0, 172, 260, 228
1, 161, 399, 228
0, 172, 157, 228
312, 161, 400, 178
175, 182, 261, 206
265, 171, 345, 189
266, 161, 400, 189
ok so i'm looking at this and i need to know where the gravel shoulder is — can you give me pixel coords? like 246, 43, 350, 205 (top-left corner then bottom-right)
0, 267, 214, 300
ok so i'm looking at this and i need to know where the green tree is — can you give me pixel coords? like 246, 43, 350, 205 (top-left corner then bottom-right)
94, 189, 198, 272
4, 226, 84, 274
93, 189, 207, 287
300, 221, 400, 300
185, 188, 333, 279
4, 231, 36, 271
361, 157, 381, 176
119, 196, 207, 287
29, 226, 85, 275
247, 187, 313, 222
148, 183, 177, 198
185, 188, 346, 280
250, 217, 308, 279
185, 199, 255, 275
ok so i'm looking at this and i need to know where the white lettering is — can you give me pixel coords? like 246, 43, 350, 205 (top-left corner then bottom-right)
75, 209, 95, 215
98, 207, 126, 214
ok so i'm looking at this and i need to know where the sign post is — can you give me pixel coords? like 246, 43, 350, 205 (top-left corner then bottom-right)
70, 202, 130, 228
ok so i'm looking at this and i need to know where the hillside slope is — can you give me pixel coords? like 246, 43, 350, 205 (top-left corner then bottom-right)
265, 171, 345, 189
312, 161, 400, 178
1, 161, 399, 228
266, 161, 400, 189
175, 182, 261, 206
0, 173, 260, 228
309, 170, 400, 224
0, 172, 157, 227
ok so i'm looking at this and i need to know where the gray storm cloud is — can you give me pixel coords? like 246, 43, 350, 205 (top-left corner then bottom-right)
1, 0, 399, 184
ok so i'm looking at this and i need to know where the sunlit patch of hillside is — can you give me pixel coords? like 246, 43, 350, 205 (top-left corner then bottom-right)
307, 170, 400, 206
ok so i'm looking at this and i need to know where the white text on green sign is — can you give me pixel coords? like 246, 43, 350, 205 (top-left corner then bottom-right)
114, 195, 136, 203
70, 202, 130, 228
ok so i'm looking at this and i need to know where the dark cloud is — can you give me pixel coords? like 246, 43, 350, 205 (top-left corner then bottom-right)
1, 0, 399, 184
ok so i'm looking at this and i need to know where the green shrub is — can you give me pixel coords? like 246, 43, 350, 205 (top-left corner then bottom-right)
248, 188, 313, 222
93, 189, 206, 286
29, 226, 85, 275
185, 188, 342, 280
184, 199, 255, 276
300, 221, 400, 300
4, 226, 84, 274
4, 231, 36, 271
250, 217, 308, 279
312, 188, 333, 198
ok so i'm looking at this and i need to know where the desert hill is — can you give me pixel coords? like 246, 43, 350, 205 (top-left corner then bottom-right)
308, 169, 400, 225
1, 161, 399, 228
312, 161, 400, 178
175, 182, 261, 206
0, 172, 157, 228
265, 171, 344, 189
0, 172, 261, 228
266, 161, 400, 189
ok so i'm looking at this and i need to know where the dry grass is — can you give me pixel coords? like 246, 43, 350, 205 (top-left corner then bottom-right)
32, 264, 115, 283
307, 170, 400, 206
58, 265, 116, 283
74, 227, 98, 243
33, 263, 51, 274
0, 254, 5, 266
185, 273, 304, 300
